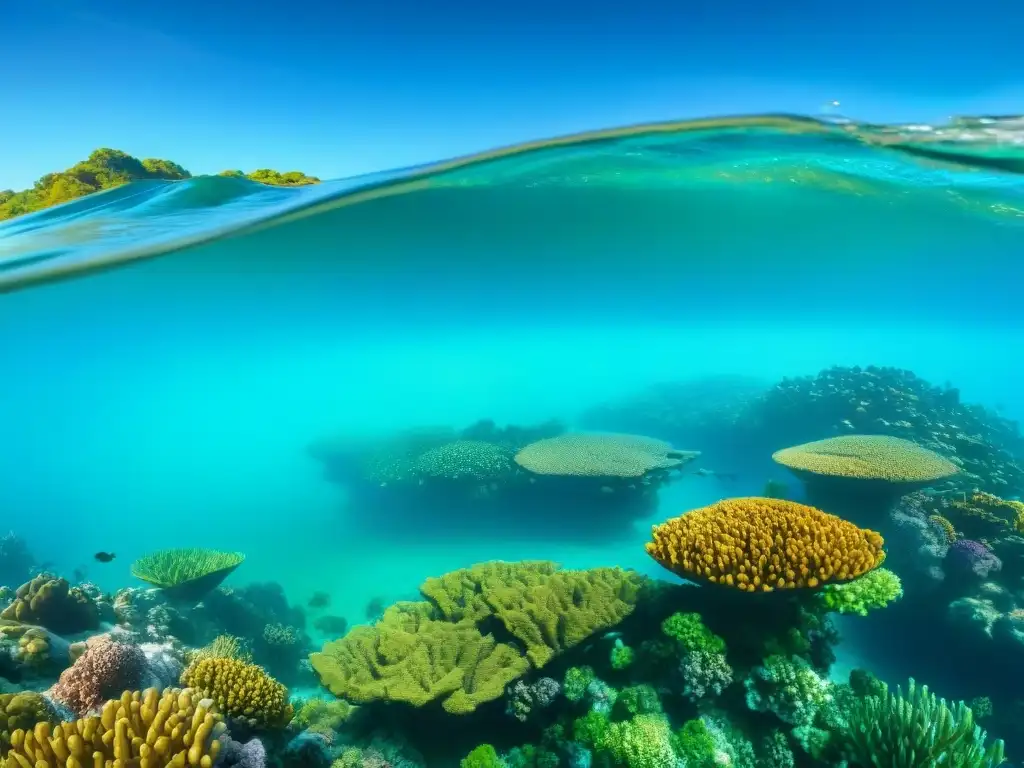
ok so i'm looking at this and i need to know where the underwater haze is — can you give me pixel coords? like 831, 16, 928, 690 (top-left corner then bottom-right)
1, 115, 1024, 753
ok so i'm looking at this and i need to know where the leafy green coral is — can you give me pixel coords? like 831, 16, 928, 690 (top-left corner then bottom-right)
610, 640, 635, 670
820, 567, 903, 616
661, 612, 725, 655
564, 666, 597, 702
612, 684, 662, 719
598, 713, 677, 768
745, 655, 830, 726
832, 679, 1005, 767
461, 744, 504, 768
131, 548, 244, 601
309, 601, 528, 714
671, 719, 717, 768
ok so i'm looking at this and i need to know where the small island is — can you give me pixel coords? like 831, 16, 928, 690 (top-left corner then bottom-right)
0, 148, 321, 222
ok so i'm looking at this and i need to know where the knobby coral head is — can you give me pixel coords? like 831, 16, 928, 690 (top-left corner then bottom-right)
50, 635, 146, 716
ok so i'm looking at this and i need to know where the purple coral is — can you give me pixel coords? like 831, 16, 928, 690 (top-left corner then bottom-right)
945, 539, 1002, 580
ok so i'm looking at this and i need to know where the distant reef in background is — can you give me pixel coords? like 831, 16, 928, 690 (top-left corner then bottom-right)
0, 148, 320, 221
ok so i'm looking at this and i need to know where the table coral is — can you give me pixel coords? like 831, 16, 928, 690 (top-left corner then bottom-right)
181, 655, 293, 728
772, 435, 959, 485
131, 548, 245, 603
50, 636, 145, 716
646, 497, 886, 592
309, 602, 528, 715
514, 433, 697, 478
0, 575, 99, 634
2, 688, 225, 768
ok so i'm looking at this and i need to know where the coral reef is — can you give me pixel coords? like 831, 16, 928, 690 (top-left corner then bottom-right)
0, 575, 99, 634
181, 656, 293, 729
131, 548, 245, 603
49, 635, 146, 716
646, 497, 886, 591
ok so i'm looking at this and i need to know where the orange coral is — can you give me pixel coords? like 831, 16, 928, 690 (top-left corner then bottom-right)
645, 497, 885, 593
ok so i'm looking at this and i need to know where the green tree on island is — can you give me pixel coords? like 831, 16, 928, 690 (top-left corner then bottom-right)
0, 148, 320, 222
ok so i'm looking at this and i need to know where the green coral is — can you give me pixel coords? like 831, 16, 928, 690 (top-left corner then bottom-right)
461, 744, 505, 768
292, 696, 355, 731
610, 641, 635, 670
564, 666, 597, 702
598, 713, 677, 768
420, 561, 560, 623
131, 548, 244, 601
745, 655, 830, 726
671, 719, 717, 768
833, 679, 1005, 767
612, 684, 662, 719
820, 567, 903, 616
308, 602, 528, 714
504, 745, 559, 768
661, 612, 726, 655
574, 710, 611, 747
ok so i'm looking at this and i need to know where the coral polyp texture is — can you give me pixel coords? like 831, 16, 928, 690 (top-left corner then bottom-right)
412, 440, 514, 481
1, 688, 225, 768
0, 575, 99, 634
513, 433, 698, 478
50, 636, 146, 716
646, 497, 886, 592
130, 548, 244, 602
772, 434, 959, 485
180, 656, 293, 728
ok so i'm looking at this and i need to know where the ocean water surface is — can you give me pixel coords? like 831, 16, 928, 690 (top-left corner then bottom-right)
1, 114, 1023, 709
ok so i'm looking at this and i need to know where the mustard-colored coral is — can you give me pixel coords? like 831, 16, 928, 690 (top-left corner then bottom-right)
951, 492, 1024, 534
928, 515, 958, 543
772, 435, 958, 483
480, 567, 644, 668
309, 602, 528, 715
514, 433, 695, 478
419, 560, 560, 623
189, 634, 252, 665
0, 575, 98, 634
1, 688, 223, 768
0, 693, 54, 754
646, 497, 886, 592
181, 656, 293, 728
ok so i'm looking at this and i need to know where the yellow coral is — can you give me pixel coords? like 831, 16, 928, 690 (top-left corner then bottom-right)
928, 515, 958, 543
0, 693, 54, 754
2, 688, 223, 768
771, 435, 958, 483
419, 560, 560, 623
189, 634, 252, 665
181, 657, 292, 728
309, 602, 528, 715
951, 492, 1024, 534
645, 497, 886, 592
514, 433, 696, 478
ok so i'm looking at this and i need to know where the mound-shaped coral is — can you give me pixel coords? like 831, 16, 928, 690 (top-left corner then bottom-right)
50, 635, 146, 716
309, 602, 528, 714
131, 548, 244, 603
181, 655, 293, 728
419, 561, 561, 623
514, 433, 697, 478
2, 688, 225, 768
0, 575, 99, 634
646, 497, 886, 592
0, 693, 54, 754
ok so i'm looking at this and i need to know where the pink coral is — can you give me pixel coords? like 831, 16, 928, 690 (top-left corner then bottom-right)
50, 634, 145, 715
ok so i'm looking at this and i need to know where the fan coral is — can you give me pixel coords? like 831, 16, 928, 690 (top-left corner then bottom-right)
0, 575, 99, 634
646, 497, 886, 592
832, 679, 1004, 767
50, 636, 146, 716
946, 539, 1003, 580
131, 548, 245, 602
772, 435, 959, 484
820, 568, 903, 616
3, 688, 224, 768
513, 433, 697, 478
181, 656, 293, 728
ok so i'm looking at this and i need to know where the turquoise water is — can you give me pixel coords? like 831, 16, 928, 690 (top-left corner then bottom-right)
1, 114, 1023, 739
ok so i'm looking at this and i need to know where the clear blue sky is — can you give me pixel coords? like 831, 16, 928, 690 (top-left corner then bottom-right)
4, 0, 1021, 190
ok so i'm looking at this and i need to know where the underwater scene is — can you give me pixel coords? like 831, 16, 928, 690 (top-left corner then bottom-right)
0, 114, 1022, 767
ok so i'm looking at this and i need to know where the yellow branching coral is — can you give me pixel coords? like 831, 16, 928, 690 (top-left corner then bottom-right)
181, 657, 292, 728
514, 433, 697, 478
419, 560, 560, 623
189, 635, 252, 665
646, 497, 886, 592
772, 435, 958, 484
481, 567, 645, 668
928, 515, 958, 544
2, 688, 224, 768
309, 602, 528, 714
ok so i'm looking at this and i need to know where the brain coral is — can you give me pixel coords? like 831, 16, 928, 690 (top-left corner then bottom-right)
2, 688, 224, 768
514, 433, 697, 478
646, 497, 886, 592
772, 435, 958, 485
181, 655, 293, 728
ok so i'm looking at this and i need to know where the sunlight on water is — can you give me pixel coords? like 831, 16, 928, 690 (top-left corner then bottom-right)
0, 113, 1022, 764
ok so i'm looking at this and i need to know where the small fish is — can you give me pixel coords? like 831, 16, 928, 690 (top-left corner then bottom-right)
93, 552, 116, 563
308, 591, 331, 609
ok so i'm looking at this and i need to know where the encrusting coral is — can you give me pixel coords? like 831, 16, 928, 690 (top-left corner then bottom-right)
1, 688, 225, 768
131, 548, 245, 603
646, 497, 886, 592
513, 433, 697, 478
180, 656, 293, 728
0, 575, 99, 634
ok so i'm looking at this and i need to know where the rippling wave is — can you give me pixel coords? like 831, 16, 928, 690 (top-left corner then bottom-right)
1, 113, 1023, 294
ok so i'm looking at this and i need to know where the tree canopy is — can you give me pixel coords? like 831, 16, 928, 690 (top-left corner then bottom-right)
0, 148, 321, 221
